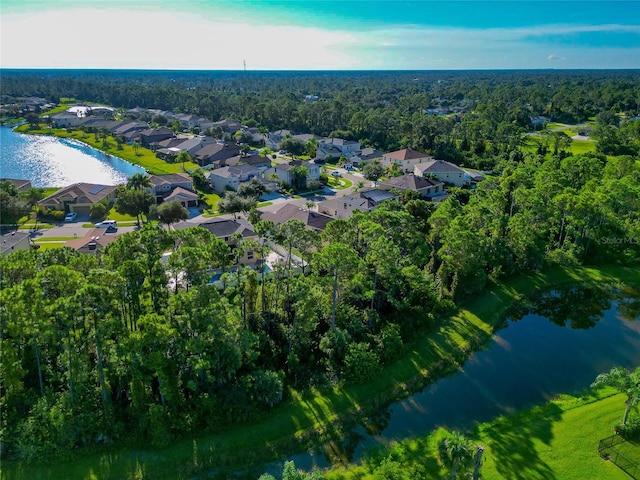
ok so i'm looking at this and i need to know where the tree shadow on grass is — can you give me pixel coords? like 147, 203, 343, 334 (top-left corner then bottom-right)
479, 402, 563, 480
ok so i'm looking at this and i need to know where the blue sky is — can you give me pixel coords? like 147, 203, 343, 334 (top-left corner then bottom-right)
1, 1, 639, 69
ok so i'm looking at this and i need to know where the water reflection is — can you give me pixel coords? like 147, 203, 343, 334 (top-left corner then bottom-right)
523, 285, 614, 329
1, 126, 145, 187
276, 286, 640, 472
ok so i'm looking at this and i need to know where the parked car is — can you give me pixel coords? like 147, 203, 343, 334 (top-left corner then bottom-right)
331, 170, 341, 177
95, 220, 117, 228
64, 212, 78, 222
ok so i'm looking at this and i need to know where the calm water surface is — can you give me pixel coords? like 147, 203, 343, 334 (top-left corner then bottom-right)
0, 125, 145, 187
266, 286, 640, 475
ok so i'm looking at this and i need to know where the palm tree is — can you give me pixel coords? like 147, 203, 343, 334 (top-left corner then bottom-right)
438, 430, 473, 479
127, 173, 152, 191
258, 126, 269, 147
591, 366, 640, 425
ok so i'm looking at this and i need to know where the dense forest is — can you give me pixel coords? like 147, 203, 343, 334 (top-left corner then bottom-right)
2, 69, 640, 169
2, 152, 639, 460
1, 70, 640, 466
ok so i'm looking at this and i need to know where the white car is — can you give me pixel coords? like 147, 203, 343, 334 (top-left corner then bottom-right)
64, 212, 78, 222
331, 170, 341, 177
95, 220, 117, 228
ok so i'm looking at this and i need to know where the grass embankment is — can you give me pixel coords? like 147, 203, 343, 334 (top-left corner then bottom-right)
14, 124, 199, 175
326, 390, 636, 479
5, 264, 639, 480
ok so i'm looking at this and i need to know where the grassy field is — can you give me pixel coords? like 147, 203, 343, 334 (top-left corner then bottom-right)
5, 264, 638, 480
522, 136, 596, 156
326, 390, 636, 479
14, 124, 199, 175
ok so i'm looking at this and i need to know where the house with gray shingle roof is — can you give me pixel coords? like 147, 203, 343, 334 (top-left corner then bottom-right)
413, 159, 468, 187
319, 188, 397, 218
378, 173, 444, 199
208, 165, 261, 193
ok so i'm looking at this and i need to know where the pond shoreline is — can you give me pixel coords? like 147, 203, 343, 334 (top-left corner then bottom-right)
5, 263, 639, 480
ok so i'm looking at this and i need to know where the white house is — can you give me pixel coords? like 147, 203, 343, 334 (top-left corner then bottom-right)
317, 138, 361, 159
208, 165, 261, 193
263, 160, 320, 186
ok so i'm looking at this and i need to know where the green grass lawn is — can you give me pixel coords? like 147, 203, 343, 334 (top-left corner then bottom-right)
199, 191, 221, 213
5, 265, 639, 480
14, 125, 199, 175
326, 391, 635, 479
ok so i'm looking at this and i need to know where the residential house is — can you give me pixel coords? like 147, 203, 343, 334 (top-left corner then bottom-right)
152, 137, 190, 155
175, 218, 259, 266
79, 118, 120, 132
382, 148, 433, 173
222, 154, 272, 170
317, 137, 361, 159
0, 178, 32, 192
261, 203, 333, 231
349, 147, 386, 168
164, 187, 199, 208
263, 160, 320, 187
155, 136, 217, 160
1, 231, 31, 255
112, 121, 148, 138
175, 114, 202, 129
193, 143, 241, 167
208, 165, 261, 193
50, 111, 83, 128
38, 183, 117, 215
378, 173, 444, 199
319, 189, 397, 218
148, 173, 195, 203
211, 119, 244, 136
64, 228, 119, 254
414, 159, 469, 187
265, 129, 292, 150
139, 127, 174, 148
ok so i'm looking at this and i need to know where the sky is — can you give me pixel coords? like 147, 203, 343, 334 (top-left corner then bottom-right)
1, 0, 639, 70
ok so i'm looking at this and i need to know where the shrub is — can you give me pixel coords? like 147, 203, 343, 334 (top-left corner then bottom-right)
615, 417, 640, 439
44, 208, 65, 221
89, 202, 107, 220
377, 324, 404, 364
343, 342, 380, 383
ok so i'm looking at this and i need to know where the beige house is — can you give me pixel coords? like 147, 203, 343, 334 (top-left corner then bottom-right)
175, 218, 259, 266
378, 173, 444, 199
148, 173, 195, 203
319, 189, 397, 218
414, 159, 468, 187
38, 183, 117, 215
382, 148, 433, 173
164, 187, 199, 208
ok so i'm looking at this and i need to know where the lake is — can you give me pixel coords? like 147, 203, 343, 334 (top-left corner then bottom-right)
268, 284, 640, 475
0, 125, 145, 187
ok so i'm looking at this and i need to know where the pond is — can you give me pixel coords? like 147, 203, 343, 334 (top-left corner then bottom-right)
0, 125, 146, 187
266, 284, 640, 474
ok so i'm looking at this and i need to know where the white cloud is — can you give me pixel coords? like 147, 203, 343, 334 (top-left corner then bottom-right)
1, 7, 638, 70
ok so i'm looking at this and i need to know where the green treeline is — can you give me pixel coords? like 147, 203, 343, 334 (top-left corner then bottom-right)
2, 70, 640, 168
1, 150, 639, 461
